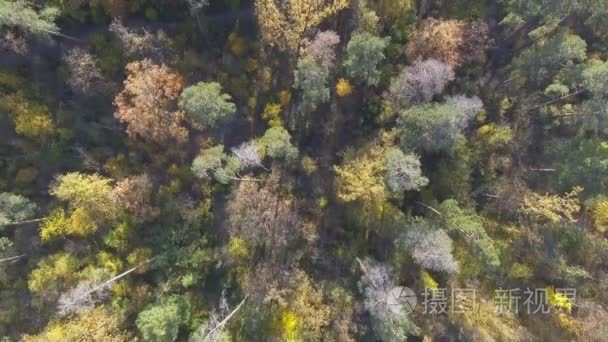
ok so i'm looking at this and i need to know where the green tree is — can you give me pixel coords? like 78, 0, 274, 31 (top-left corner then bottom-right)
28, 253, 81, 296
293, 55, 330, 113
0, 192, 37, 229
136, 296, 190, 342
397, 96, 482, 153
383, 147, 428, 194
191, 145, 242, 184
258, 126, 298, 162
178, 82, 236, 129
0, 0, 60, 38
440, 199, 500, 270
343, 32, 389, 86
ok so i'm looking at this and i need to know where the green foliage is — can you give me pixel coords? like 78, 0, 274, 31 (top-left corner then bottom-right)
547, 135, 608, 195
258, 126, 298, 162
0, 192, 37, 229
28, 253, 81, 295
512, 31, 587, 87
178, 82, 236, 129
293, 55, 330, 113
136, 296, 191, 342
344, 32, 389, 86
191, 145, 242, 184
397, 99, 479, 153
440, 199, 500, 270
383, 147, 428, 194
0, 0, 59, 38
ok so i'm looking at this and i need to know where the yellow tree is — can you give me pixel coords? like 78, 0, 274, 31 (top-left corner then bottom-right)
256, 0, 349, 53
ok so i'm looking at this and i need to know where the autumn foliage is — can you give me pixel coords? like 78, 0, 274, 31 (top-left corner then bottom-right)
114, 60, 187, 143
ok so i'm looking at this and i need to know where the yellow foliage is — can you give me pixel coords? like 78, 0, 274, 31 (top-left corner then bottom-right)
592, 199, 608, 233
5, 95, 55, 138
41, 207, 98, 242
280, 310, 299, 341
336, 78, 353, 97
28, 253, 80, 294
334, 144, 386, 206
226, 237, 250, 260
227, 32, 246, 57
301, 155, 318, 175
21, 308, 132, 342
97, 251, 124, 276
127, 248, 152, 274
421, 271, 438, 289
279, 90, 291, 106
256, 0, 349, 52
548, 287, 572, 313
262, 102, 283, 127
553, 312, 582, 337
521, 187, 582, 223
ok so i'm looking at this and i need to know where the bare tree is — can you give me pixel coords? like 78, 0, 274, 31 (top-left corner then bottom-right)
399, 221, 459, 274
386, 58, 454, 110
191, 291, 248, 342
57, 280, 108, 317
225, 171, 300, 250
63, 48, 108, 95
230, 141, 267, 171
305, 30, 340, 69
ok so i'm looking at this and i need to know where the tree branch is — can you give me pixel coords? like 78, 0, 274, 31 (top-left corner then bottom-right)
203, 296, 248, 342
0, 254, 27, 263
414, 201, 442, 216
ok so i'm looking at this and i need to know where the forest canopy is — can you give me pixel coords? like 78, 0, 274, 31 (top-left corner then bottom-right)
1, 0, 608, 341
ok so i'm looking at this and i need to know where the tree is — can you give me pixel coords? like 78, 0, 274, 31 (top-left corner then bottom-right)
0, 192, 37, 229
343, 32, 389, 86
397, 96, 482, 153
28, 253, 81, 296
63, 48, 108, 96
57, 280, 108, 317
258, 126, 299, 162
581, 60, 608, 133
191, 145, 243, 184
334, 144, 386, 205
4, 94, 56, 139
109, 19, 174, 62
50, 172, 116, 220
386, 58, 454, 110
0, 0, 60, 38
110, 174, 159, 221
178, 82, 236, 130
357, 258, 415, 341
21, 308, 132, 342
521, 187, 582, 224
383, 147, 428, 194
136, 296, 190, 342
406, 18, 490, 68
511, 31, 587, 87
336, 78, 353, 97
231, 141, 266, 170
440, 199, 500, 270
293, 54, 330, 113
306, 30, 340, 69
225, 171, 301, 250
399, 220, 458, 273
114, 60, 187, 143
40, 208, 97, 242
255, 0, 349, 53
